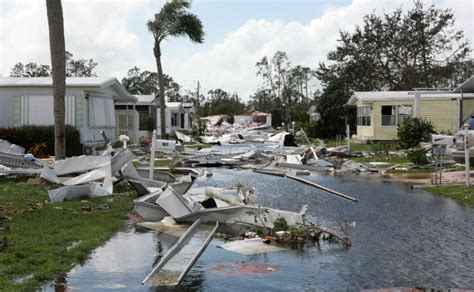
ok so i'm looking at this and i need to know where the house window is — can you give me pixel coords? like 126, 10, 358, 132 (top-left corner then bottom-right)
171, 112, 178, 127
381, 105, 396, 126
398, 105, 412, 125
357, 106, 371, 126
138, 111, 150, 131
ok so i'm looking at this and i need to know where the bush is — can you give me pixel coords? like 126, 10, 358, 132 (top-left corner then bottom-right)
0, 125, 82, 157
397, 117, 434, 149
273, 217, 289, 231
407, 147, 429, 165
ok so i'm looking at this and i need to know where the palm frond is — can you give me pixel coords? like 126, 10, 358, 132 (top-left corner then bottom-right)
147, 0, 204, 44
177, 14, 204, 43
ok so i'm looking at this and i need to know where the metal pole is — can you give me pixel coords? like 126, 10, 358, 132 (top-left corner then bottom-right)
439, 154, 444, 185
464, 124, 470, 186
149, 130, 157, 180
346, 124, 350, 152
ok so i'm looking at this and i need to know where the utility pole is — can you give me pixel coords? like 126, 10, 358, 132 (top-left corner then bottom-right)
195, 80, 200, 108
196, 80, 201, 135
305, 76, 308, 101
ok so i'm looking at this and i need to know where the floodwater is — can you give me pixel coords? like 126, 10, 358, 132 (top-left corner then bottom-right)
43, 168, 474, 291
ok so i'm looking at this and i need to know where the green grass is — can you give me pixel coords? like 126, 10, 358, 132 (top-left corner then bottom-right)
423, 185, 474, 206
352, 155, 411, 164
0, 178, 136, 290
133, 159, 171, 168
323, 139, 399, 153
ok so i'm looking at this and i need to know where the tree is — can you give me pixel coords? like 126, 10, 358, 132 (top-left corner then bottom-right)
10, 51, 97, 78
46, 0, 66, 159
147, 1, 204, 138
121, 67, 183, 101
199, 89, 246, 120
256, 51, 290, 101
314, 1, 472, 138
248, 89, 273, 112
10, 62, 51, 77
65, 51, 97, 77
287, 65, 313, 102
256, 51, 316, 106
122, 67, 158, 95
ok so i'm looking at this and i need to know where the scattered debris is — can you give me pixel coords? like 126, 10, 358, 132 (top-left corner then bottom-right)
0, 131, 360, 288
0, 139, 25, 155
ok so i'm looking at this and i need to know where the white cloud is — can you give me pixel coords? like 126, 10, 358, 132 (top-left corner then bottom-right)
165, 0, 473, 100
1, 0, 471, 100
0, 0, 156, 78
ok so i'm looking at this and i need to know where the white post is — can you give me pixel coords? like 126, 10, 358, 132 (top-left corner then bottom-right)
464, 124, 470, 187
292, 121, 295, 134
149, 130, 157, 180
119, 134, 129, 149
415, 92, 421, 118
346, 124, 350, 152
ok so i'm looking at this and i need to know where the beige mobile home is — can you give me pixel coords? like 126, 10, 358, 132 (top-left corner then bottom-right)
347, 91, 474, 141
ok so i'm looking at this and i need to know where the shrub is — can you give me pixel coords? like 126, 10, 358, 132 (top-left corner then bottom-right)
407, 147, 429, 165
273, 217, 289, 231
397, 117, 434, 149
0, 125, 82, 157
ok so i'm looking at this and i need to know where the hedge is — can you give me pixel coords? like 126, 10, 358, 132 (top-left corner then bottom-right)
0, 125, 82, 157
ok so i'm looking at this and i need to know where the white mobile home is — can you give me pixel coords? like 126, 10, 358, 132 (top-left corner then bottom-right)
0, 77, 136, 145
115, 95, 196, 142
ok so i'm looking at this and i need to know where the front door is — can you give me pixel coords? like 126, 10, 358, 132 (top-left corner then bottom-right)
181, 113, 185, 129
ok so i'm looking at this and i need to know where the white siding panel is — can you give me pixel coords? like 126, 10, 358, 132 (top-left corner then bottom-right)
21, 95, 75, 126
88, 96, 115, 128
0, 95, 14, 128
26, 95, 54, 125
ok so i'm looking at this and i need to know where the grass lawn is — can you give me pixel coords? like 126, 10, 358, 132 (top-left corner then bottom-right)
423, 185, 474, 207
133, 159, 171, 168
323, 139, 399, 153
0, 178, 136, 290
352, 155, 411, 164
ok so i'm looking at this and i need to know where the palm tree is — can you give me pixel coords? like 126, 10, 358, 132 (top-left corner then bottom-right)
46, 0, 66, 159
147, 1, 204, 138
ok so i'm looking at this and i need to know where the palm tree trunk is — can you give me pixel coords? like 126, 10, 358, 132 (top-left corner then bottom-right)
154, 44, 167, 138
46, 0, 66, 159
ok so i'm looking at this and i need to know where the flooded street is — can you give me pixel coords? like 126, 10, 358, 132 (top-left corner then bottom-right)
45, 169, 474, 291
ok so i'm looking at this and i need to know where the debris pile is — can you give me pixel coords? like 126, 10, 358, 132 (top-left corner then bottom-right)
0, 134, 358, 288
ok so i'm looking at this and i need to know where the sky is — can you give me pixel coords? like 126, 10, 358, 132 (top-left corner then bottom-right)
0, 0, 472, 100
